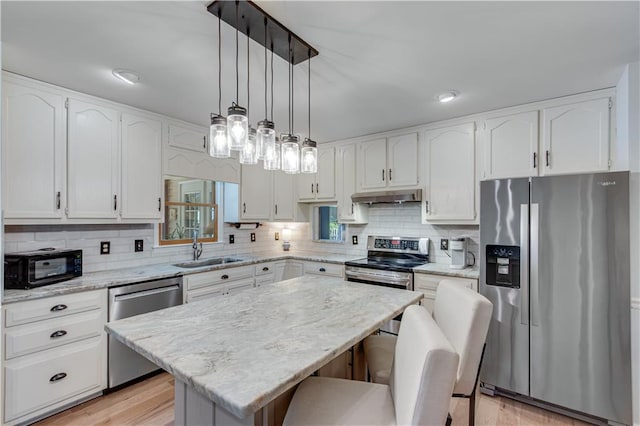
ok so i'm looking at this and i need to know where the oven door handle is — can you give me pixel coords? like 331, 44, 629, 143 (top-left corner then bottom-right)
345, 270, 409, 285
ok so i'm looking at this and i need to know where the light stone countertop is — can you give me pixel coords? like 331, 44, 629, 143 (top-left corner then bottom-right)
105, 275, 423, 419
2, 249, 478, 304
413, 263, 480, 279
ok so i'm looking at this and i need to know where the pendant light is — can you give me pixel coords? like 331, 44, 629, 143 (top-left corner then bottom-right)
257, 18, 275, 163
240, 28, 258, 165
228, 1, 248, 151
209, 9, 230, 158
301, 48, 317, 173
281, 36, 300, 174
263, 45, 280, 171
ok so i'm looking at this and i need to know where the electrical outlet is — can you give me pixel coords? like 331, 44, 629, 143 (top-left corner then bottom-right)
100, 241, 110, 255
134, 240, 144, 252
352, 235, 358, 245
275, 232, 280, 241
229, 234, 235, 244
440, 239, 449, 251
250, 233, 256, 242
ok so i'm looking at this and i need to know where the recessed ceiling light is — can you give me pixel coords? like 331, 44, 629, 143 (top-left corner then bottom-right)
112, 69, 140, 85
437, 91, 458, 103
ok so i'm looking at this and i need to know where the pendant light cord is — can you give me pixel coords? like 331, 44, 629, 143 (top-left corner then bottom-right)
308, 48, 311, 138
235, 0, 239, 105
270, 45, 274, 122
263, 19, 268, 121
218, 10, 222, 115
247, 28, 250, 121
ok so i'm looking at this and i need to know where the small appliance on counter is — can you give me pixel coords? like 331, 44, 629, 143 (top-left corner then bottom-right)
449, 237, 467, 269
4, 248, 82, 289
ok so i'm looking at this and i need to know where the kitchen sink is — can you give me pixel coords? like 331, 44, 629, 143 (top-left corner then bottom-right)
173, 257, 243, 269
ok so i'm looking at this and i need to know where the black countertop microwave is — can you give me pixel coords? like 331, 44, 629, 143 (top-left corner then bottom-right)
4, 248, 83, 289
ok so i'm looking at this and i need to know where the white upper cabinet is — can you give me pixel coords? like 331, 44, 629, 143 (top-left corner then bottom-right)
298, 146, 336, 201
168, 123, 208, 153
240, 165, 273, 220
541, 97, 610, 176
483, 111, 539, 179
336, 144, 368, 223
67, 99, 120, 219
422, 122, 477, 223
120, 113, 162, 219
2, 80, 65, 219
357, 133, 418, 191
272, 172, 295, 221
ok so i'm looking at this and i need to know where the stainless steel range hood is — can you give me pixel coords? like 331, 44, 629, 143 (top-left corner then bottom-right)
351, 189, 422, 204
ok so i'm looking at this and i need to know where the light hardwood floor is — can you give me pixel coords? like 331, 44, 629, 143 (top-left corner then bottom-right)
36, 372, 589, 426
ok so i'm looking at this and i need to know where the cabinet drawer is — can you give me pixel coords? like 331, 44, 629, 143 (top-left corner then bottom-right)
303, 262, 343, 278
185, 265, 255, 291
414, 273, 478, 294
5, 309, 106, 360
187, 277, 254, 302
4, 336, 104, 422
255, 262, 275, 276
255, 274, 274, 287
4, 289, 106, 328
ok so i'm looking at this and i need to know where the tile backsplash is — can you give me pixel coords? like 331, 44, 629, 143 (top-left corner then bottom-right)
4, 204, 478, 273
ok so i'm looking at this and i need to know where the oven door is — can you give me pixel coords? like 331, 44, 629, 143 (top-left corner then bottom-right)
345, 266, 413, 335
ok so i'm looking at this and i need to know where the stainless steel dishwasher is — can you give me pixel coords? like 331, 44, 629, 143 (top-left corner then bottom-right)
108, 276, 183, 388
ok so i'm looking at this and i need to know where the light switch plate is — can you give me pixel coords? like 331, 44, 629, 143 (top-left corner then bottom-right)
134, 240, 144, 252
440, 239, 449, 251
352, 235, 358, 245
229, 234, 235, 244
100, 241, 110, 255
251, 233, 256, 242
275, 232, 280, 241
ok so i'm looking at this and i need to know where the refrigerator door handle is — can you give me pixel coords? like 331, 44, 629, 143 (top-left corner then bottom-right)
520, 204, 529, 326
530, 203, 540, 326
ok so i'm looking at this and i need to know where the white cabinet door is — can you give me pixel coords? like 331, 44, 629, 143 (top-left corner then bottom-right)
358, 138, 387, 190
483, 111, 538, 179
273, 172, 295, 221
240, 165, 272, 220
297, 170, 316, 201
337, 144, 368, 223
67, 99, 119, 219
284, 261, 304, 280
387, 133, 418, 188
2, 81, 65, 219
121, 113, 162, 219
168, 124, 207, 153
423, 123, 476, 222
541, 97, 610, 176
316, 146, 336, 200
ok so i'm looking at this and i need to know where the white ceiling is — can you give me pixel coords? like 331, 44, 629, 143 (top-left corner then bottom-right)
2, 1, 639, 143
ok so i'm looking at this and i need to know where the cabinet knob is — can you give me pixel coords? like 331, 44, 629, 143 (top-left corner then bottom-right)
316, 183, 319, 193
114, 194, 118, 211
319, 267, 326, 272
389, 169, 392, 181
243, 203, 246, 214
49, 372, 67, 383
221, 274, 229, 280
382, 169, 385, 181
545, 150, 550, 167
50, 330, 68, 339
158, 197, 162, 212
311, 183, 314, 194
56, 191, 61, 210
262, 267, 269, 272
50, 304, 68, 312
533, 152, 537, 169
203, 135, 206, 148
425, 201, 429, 214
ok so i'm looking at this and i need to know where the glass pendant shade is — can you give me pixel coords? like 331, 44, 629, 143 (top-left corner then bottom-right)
240, 127, 258, 165
281, 134, 300, 174
227, 104, 248, 151
301, 138, 317, 173
263, 137, 281, 170
209, 114, 230, 158
257, 120, 275, 160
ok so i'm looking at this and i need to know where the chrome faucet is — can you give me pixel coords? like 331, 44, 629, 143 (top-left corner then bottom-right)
192, 230, 203, 261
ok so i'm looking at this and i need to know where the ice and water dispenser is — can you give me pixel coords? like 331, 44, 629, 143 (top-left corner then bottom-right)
485, 245, 521, 288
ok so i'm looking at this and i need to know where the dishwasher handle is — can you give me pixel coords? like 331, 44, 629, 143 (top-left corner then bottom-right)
113, 284, 181, 303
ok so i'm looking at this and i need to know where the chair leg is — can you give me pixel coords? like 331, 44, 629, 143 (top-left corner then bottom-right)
468, 388, 476, 426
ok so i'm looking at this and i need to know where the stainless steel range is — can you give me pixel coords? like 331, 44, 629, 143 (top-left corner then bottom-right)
345, 236, 429, 334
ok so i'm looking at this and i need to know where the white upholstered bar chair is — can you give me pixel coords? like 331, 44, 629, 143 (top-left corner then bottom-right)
283, 305, 459, 426
363, 280, 493, 426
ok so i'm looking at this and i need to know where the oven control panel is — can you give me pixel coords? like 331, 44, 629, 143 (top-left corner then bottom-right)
368, 236, 429, 254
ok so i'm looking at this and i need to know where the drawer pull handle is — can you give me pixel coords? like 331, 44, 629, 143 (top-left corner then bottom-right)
262, 267, 269, 272
221, 274, 229, 280
50, 330, 68, 339
319, 267, 326, 272
50, 372, 67, 383
50, 304, 68, 312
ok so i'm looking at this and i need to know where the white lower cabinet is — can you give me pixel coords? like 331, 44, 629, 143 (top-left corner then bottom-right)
184, 265, 256, 303
255, 262, 276, 287
283, 261, 304, 280
414, 273, 477, 313
302, 261, 344, 278
2, 289, 107, 425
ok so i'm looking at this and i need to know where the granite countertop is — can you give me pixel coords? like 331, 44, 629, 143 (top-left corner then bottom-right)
1, 251, 361, 304
105, 276, 423, 419
413, 263, 479, 279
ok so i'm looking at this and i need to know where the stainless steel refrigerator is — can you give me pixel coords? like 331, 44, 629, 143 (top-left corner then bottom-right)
479, 172, 631, 425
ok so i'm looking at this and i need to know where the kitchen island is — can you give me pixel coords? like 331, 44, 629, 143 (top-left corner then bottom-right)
105, 275, 422, 426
